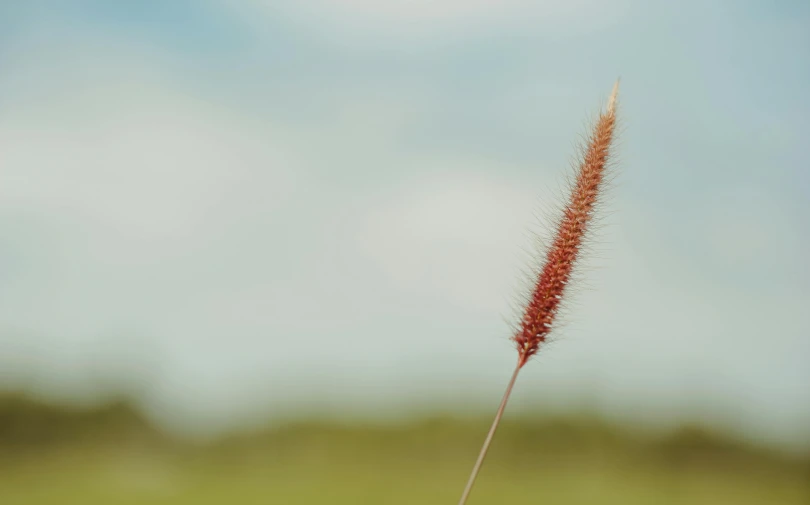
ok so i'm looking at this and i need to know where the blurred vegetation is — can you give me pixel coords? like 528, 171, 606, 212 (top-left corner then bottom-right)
0, 392, 808, 504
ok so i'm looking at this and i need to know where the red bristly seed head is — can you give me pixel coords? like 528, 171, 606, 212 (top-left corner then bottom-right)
514, 81, 619, 368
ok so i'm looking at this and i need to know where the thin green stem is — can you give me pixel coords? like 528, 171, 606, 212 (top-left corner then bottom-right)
457, 359, 523, 505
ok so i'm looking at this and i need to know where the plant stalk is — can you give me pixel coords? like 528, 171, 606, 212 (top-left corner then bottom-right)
457, 358, 524, 505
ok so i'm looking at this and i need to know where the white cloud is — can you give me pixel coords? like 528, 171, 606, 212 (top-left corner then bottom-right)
0, 32, 301, 370
355, 165, 542, 312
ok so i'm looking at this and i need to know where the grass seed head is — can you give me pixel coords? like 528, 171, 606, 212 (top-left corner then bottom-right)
514, 81, 620, 367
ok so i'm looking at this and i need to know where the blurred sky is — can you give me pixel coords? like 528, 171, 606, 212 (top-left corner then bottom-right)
0, 1, 808, 447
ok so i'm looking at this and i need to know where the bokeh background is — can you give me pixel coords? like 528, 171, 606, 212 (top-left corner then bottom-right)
1, 1, 808, 503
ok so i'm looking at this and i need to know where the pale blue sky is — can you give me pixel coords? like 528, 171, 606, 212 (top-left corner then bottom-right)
0, 0, 808, 449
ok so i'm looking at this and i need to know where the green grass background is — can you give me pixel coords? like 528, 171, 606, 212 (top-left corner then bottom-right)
1, 394, 808, 504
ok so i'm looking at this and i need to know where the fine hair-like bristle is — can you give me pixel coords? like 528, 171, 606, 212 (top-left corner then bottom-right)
513, 81, 619, 367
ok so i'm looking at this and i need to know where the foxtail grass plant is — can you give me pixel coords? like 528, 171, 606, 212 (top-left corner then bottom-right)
457, 81, 621, 505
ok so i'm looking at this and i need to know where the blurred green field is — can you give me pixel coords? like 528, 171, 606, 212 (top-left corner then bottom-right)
1, 394, 808, 504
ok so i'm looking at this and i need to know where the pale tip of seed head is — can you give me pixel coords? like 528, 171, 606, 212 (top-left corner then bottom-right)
607, 78, 620, 115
